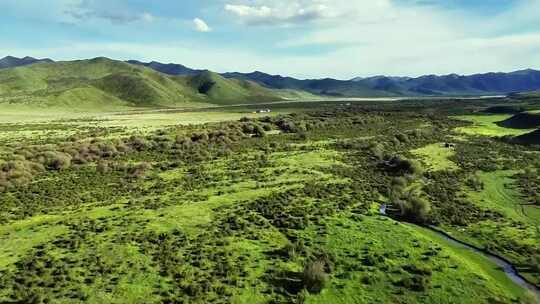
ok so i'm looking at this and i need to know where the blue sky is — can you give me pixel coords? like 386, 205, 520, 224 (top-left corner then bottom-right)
1, 0, 539, 79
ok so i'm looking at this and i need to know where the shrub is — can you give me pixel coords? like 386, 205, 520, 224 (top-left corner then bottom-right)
465, 175, 484, 191
380, 155, 423, 176
395, 133, 409, 143
302, 259, 329, 293
38, 151, 72, 171
396, 275, 430, 292
96, 161, 110, 174
369, 143, 385, 160
253, 125, 266, 138
128, 136, 149, 151
129, 162, 152, 178
398, 193, 431, 224
191, 132, 209, 142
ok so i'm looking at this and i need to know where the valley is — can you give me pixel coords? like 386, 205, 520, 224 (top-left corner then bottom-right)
1, 94, 539, 303
3, 0, 540, 302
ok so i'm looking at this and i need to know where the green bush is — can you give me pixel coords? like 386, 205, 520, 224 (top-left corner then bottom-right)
398, 193, 431, 224
302, 259, 329, 293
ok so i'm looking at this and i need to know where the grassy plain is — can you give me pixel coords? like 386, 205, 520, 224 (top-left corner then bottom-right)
454, 114, 536, 136
0, 100, 538, 303
411, 143, 458, 171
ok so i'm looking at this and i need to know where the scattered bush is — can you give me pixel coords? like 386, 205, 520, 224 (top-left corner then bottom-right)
397, 192, 431, 224
302, 259, 329, 293
379, 155, 423, 176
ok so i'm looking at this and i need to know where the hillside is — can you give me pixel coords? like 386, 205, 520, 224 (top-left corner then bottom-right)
482, 106, 525, 114
497, 112, 540, 129
0, 58, 286, 109
511, 129, 540, 145
127, 60, 203, 76
0, 56, 53, 69
509, 90, 540, 100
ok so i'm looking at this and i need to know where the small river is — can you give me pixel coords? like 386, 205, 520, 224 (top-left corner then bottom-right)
379, 204, 540, 297
429, 226, 540, 298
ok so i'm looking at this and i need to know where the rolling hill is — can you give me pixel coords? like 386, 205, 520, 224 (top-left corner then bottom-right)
511, 129, 540, 145
497, 112, 540, 129
0, 57, 288, 109
0, 56, 53, 69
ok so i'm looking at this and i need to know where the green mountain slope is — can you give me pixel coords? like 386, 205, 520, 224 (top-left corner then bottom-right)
0, 58, 286, 109
497, 112, 540, 129
180, 71, 283, 105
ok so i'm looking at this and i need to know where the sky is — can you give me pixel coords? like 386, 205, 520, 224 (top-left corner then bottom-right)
1, 0, 539, 79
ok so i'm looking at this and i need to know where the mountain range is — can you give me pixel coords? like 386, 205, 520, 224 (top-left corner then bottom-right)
0, 56, 53, 69
1, 56, 540, 109
0, 57, 304, 109
126, 59, 540, 97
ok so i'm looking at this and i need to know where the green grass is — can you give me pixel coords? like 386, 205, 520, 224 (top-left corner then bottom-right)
301, 215, 526, 304
454, 115, 536, 136
411, 143, 459, 171
0, 216, 67, 270
467, 171, 524, 220
1, 104, 538, 303
0, 106, 292, 142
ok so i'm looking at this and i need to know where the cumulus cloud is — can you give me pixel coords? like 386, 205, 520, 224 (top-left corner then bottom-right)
219, 0, 540, 77
224, 1, 335, 26
3, 0, 539, 78
193, 18, 212, 32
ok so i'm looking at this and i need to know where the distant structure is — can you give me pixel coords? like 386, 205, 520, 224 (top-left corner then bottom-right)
254, 109, 271, 114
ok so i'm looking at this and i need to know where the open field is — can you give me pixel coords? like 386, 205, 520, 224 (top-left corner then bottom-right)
411, 143, 458, 172
454, 114, 537, 137
0, 99, 539, 303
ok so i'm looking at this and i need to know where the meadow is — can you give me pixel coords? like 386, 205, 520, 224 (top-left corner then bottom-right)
0, 98, 539, 303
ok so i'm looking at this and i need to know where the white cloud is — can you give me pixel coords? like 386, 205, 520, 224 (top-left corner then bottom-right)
193, 18, 212, 32
3, 0, 539, 79
224, 1, 335, 26
219, 0, 540, 77
225, 4, 273, 18
141, 12, 154, 23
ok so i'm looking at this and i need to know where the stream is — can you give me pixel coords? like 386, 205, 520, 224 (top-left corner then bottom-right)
379, 204, 540, 297
427, 226, 540, 297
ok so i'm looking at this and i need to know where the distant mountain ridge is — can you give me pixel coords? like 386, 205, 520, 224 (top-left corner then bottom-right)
222, 69, 540, 97
126, 60, 203, 76
130, 60, 540, 97
0, 56, 53, 69
3, 56, 540, 98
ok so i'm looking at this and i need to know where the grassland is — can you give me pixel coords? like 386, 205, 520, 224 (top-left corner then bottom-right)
411, 143, 458, 171
467, 171, 531, 222
0, 100, 538, 303
454, 114, 536, 136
